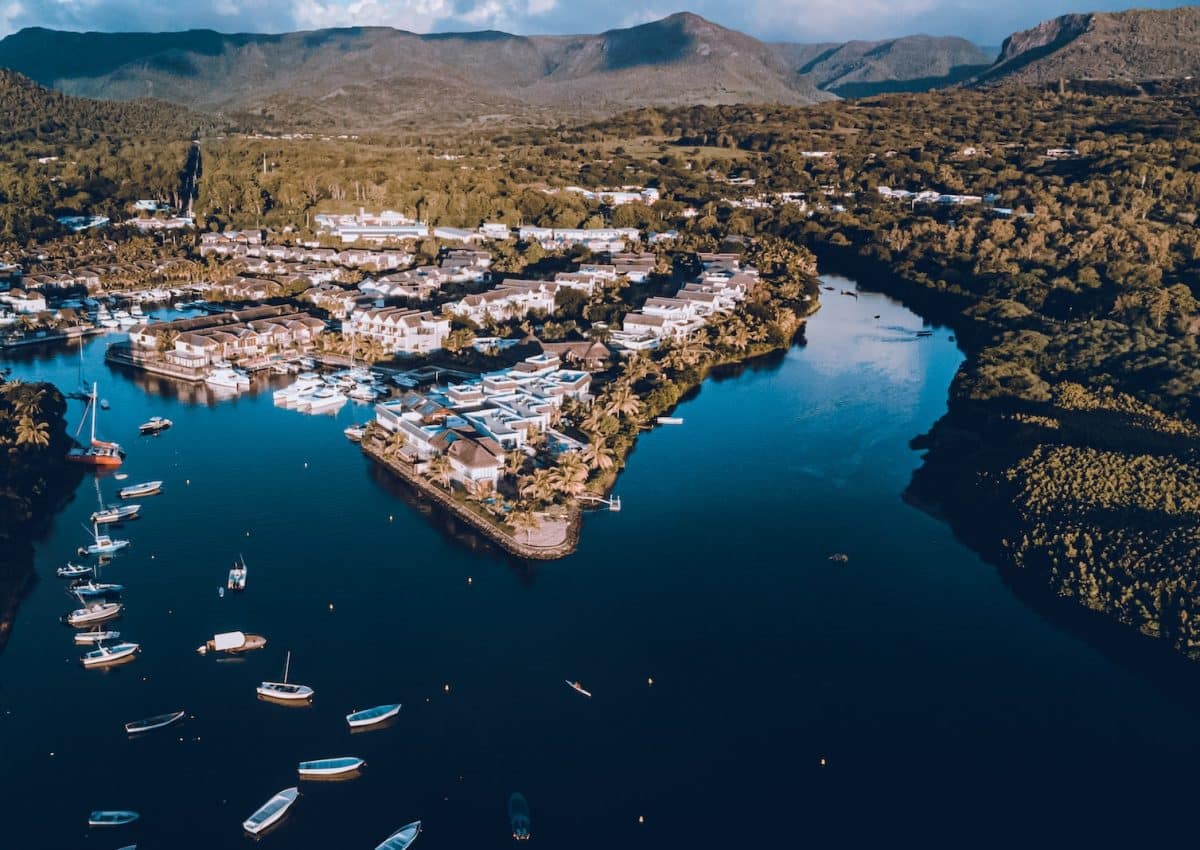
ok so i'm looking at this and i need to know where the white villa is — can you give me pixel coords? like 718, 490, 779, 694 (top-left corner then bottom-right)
443, 279, 560, 324
343, 307, 450, 354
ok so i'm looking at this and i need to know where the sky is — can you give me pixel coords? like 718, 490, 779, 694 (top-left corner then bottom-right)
0, 0, 1194, 44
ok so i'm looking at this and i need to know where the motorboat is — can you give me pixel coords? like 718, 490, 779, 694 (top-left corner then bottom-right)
299, 386, 346, 413
565, 679, 592, 698
138, 416, 172, 434
92, 504, 140, 524
375, 821, 422, 850
348, 383, 380, 402
205, 366, 250, 391
508, 793, 531, 841
228, 556, 247, 592
80, 527, 130, 556
197, 630, 266, 654
67, 600, 123, 626
57, 563, 93, 579
257, 651, 314, 702
66, 383, 124, 468
243, 787, 299, 835
346, 704, 401, 729
88, 811, 139, 827
343, 424, 367, 442
75, 628, 120, 645
81, 642, 139, 667
297, 757, 365, 778
71, 580, 124, 598
118, 481, 162, 499
124, 710, 185, 734
273, 373, 323, 406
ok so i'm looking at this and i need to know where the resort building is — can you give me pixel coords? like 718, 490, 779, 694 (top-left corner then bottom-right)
517, 226, 640, 252
443, 279, 560, 324
126, 307, 325, 369
343, 307, 451, 354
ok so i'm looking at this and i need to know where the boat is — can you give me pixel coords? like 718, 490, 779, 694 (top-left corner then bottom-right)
655, 416, 684, 425
124, 710, 186, 734
299, 385, 346, 413
71, 580, 124, 598
257, 651, 314, 701
138, 416, 172, 434
346, 704, 401, 728
81, 642, 139, 667
348, 383, 379, 402
118, 481, 162, 499
243, 787, 299, 835
916, 330, 934, 337
67, 600, 122, 626
80, 524, 130, 556
228, 555, 247, 592
66, 383, 124, 467
92, 504, 141, 524
565, 679, 592, 698
206, 366, 250, 391
343, 424, 367, 442
297, 757, 365, 777
375, 821, 422, 850
273, 373, 323, 406
57, 563, 93, 579
75, 628, 120, 645
88, 811, 139, 827
508, 793, 531, 841
197, 630, 267, 654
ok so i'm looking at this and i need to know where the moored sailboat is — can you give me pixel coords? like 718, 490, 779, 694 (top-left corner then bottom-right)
257, 651, 314, 702
66, 383, 124, 467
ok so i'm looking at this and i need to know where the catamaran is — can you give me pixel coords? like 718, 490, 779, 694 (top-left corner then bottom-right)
243, 787, 299, 835
75, 628, 120, 645
57, 563, 93, 579
118, 480, 162, 499
124, 710, 185, 734
66, 383, 124, 467
138, 416, 172, 434
297, 756, 365, 777
67, 599, 122, 626
228, 556, 247, 591
257, 651, 314, 701
197, 630, 267, 654
375, 821, 422, 850
81, 642, 139, 667
346, 703, 401, 729
88, 810, 139, 827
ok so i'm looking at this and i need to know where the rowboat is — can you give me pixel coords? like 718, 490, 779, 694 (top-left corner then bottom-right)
88, 810, 139, 827
138, 416, 172, 434
346, 703, 401, 728
243, 787, 298, 835
565, 679, 592, 698
375, 820, 422, 850
57, 563, 93, 579
297, 756, 365, 777
75, 628, 120, 645
257, 651, 314, 702
118, 481, 162, 499
125, 710, 186, 734
91, 504, 141, 524
196, 630, 266, 654
82, 642, 139, 667
67, 600, 122, 626
509, 793, 532, 841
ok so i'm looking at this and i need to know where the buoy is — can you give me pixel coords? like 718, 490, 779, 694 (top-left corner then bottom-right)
647, 677, 653, 686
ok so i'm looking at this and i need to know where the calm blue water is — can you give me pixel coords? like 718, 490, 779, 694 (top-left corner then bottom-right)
2, 279, 1199, 847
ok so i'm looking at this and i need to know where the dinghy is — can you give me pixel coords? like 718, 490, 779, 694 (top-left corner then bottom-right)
118, 481, 162, 499
81, 642, 139, 667
92, 504, 140, 524
75, 628, 120, 645
257, 651, 314, 702
375, 821, 422, 850
57, 563, 93, 579
297, 757, 365, 777
243, 787, 298, 835
124, 710, 185, 734
346, 703, 401, 729
71, 580, 123, 598
138, 416, 172, 434
88, 810, 139, 827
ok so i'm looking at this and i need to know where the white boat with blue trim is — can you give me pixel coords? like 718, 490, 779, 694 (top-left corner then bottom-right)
297, 756, 365, 777
243, 787, 298, 835
346, 703, 401, 728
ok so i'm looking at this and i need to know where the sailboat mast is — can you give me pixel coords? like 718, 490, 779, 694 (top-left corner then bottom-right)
91, 382, 98, 443
283, 650, 291, 684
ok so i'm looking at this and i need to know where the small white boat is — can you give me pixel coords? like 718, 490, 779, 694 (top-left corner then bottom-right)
257, 651, 314, 701
82, 642, 139, 667
243, 787, 299, 835
206, 366, 250, 391
197, 630, 266, 654
138, 416, 172, 434
125, 710, 185, 734
228, 555, 247, 591
71, 580, 124, 597
67, 600, 122, 626
565, 679, 592, 698
92, 504, 141, 524
80, 523, 130, 555
343, 424, 366, 442
57, 563, 93, 579
89, 810, 139, 827
375, 820, 422, 850
297, 756, 365, 777
346, 703, 401, 728
299, 386, 346, 413
348, 384, 379, 402
118, 480, 162, 499
656, 416, 684, 425
75, 628, 120, 645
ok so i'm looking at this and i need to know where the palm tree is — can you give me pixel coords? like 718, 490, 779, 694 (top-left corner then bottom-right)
550, 453, 589, 497
426, 454, 454, 490
12, 386, 45, 420
15, 416, 49, 448
505, 449, 526, 477
603, 384, 641, 420
519, 468, 558, 504
582, 439, 616, 472
620, 353, 654, 383
506, 505, 540, 542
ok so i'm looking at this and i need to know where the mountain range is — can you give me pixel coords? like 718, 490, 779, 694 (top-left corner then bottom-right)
0, 8, 1198, 129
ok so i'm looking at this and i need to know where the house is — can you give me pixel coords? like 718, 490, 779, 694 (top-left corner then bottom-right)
537, 339, 611, 371
344, 307, 450, 354
444, 279, 559, 323
432, 226, 482, 244
518, 226, 640, 250
479, 222, 512, 240
0, 289, 47, 313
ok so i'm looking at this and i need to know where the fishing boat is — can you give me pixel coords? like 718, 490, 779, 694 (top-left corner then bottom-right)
75, 628, 120, 645
205, 366, 250, 391
343, 424, 367, 442
88, 810, 139, 827
196, 630, 267, 654
297, 757, 365, 777
57, 563, 93, 579
346, 703, 401, 729
508, 793, 531, 841
92, 504, 141, 524
118, 480, 162, 499
124, 710, 185, 734
257, 651, 314, 702
80, 524, 130, 556
71, 580, 124, 598
81, 642, 139, 667
138, 416, 172, 434
67, 600, 122, 626
66, 383, 124, 468
375, 821, 422, 850
243, 787, 299, 835
228, 556, 247, 592
565, 679, 592, 698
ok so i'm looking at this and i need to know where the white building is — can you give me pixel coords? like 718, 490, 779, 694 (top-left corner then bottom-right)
344, 307, 450, 354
